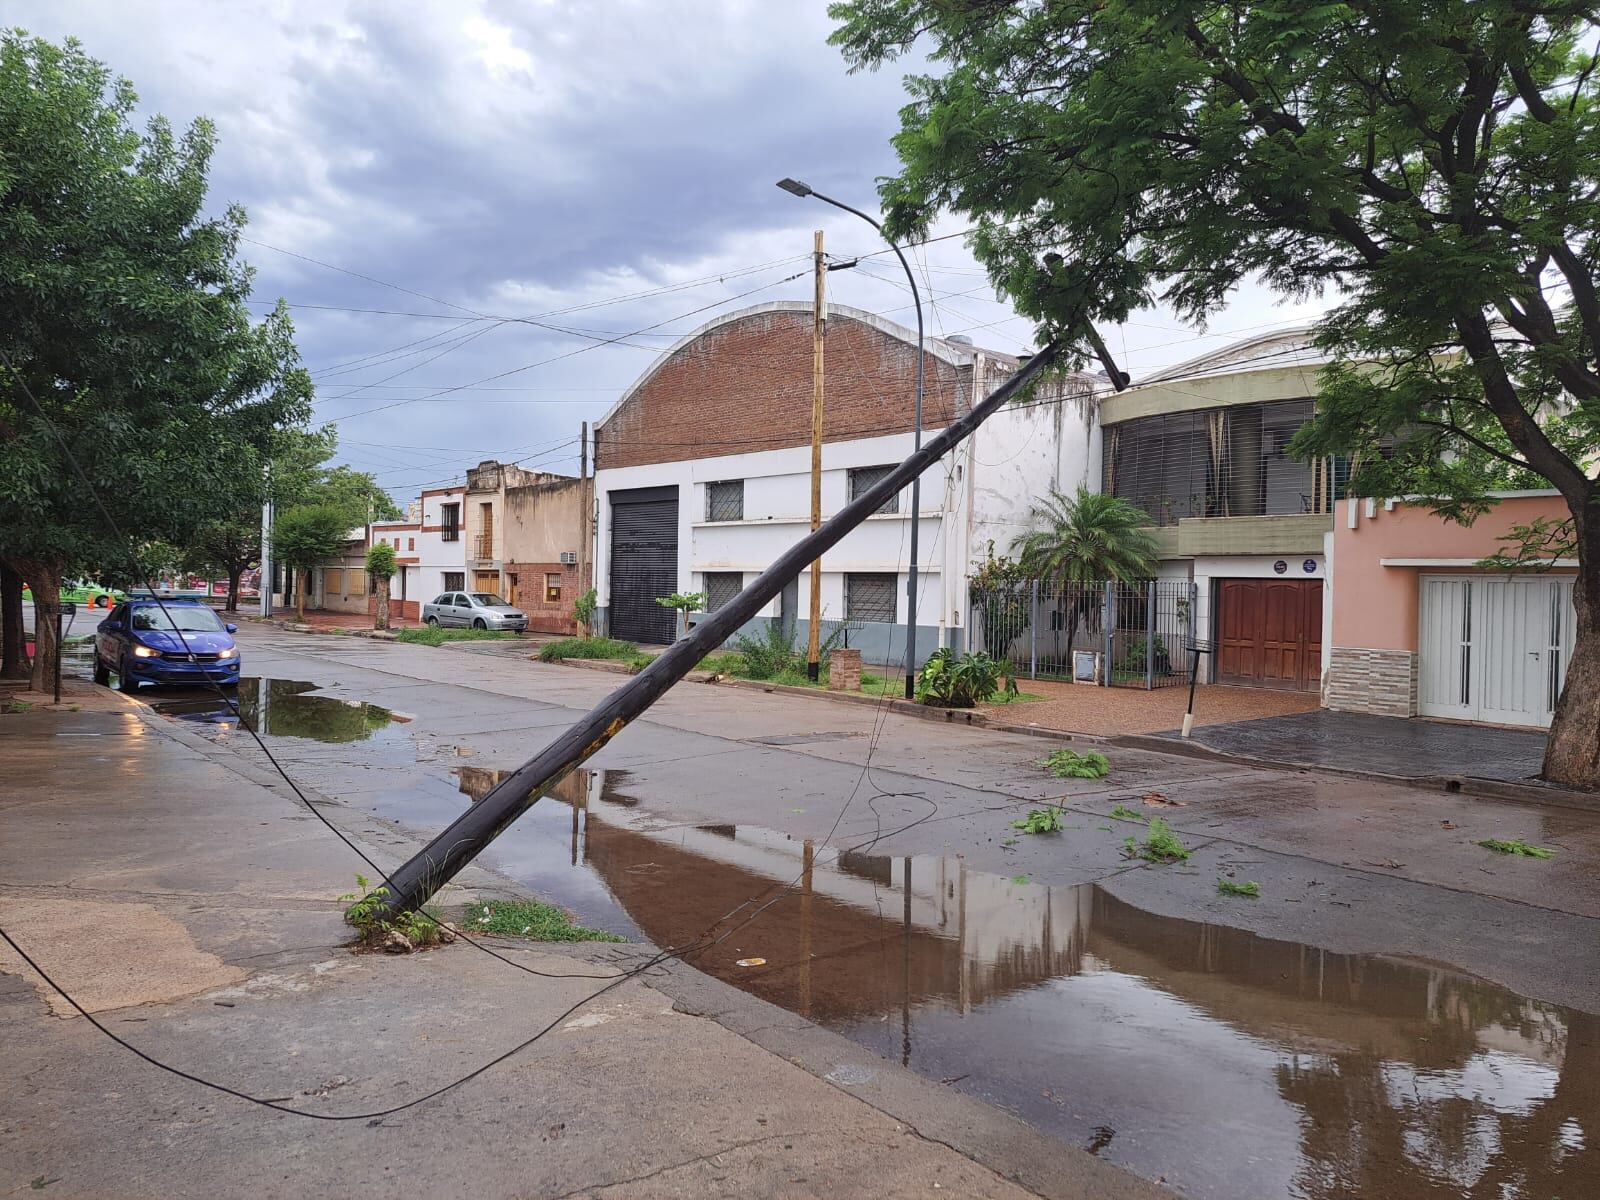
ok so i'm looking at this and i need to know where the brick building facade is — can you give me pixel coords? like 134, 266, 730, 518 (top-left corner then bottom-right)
591, 301, 1100, 660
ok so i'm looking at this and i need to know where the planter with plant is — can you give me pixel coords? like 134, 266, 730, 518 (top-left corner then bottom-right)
915, 647, 1009, 707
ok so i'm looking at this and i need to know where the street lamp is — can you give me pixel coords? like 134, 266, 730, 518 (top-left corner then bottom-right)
776, 178, 926, 699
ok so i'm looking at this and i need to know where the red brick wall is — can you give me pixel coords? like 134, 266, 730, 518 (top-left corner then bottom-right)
505, 561, 589, 634
366, 595, 420, 622
596, 309, 970, 470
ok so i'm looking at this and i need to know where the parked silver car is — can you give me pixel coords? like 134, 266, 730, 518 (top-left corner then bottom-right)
421, 591, 528, 631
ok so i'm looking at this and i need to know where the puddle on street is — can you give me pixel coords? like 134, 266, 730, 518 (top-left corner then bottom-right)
433, 766, 1597, 1198
150, 678, 396, 743
141, 680, 1598, 1196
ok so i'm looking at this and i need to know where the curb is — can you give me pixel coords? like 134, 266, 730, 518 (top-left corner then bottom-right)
1112, 732, 1600, 814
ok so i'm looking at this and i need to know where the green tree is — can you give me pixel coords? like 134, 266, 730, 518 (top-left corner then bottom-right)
832, 1, 1600, 787
0, 32, 312, 690
274, 505, 349, 621
182, 425, 337, 611
1011, 487, 1159, 657
311, 465, 403, 526
366, 540, 397, 631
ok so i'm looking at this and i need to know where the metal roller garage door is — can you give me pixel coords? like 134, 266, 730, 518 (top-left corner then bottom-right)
1419, 575, 1576, 727
609, 486, 679, 645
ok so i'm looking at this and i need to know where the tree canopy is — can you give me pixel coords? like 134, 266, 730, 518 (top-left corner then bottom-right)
832, 0, 1600, 785
0, 32, 314, 682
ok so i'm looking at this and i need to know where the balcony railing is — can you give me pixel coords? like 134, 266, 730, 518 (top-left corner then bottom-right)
473, 533, 494, 560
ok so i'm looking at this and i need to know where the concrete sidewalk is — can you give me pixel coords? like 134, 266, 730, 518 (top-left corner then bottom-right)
0, 703, 1156, 1199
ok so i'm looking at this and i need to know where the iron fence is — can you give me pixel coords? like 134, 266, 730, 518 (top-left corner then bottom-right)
970, 579, 1198, 689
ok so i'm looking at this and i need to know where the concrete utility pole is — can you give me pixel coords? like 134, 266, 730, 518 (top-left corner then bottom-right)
807, 229, 826, 682
377, 342, 1062, 919
259, 463, 273, 620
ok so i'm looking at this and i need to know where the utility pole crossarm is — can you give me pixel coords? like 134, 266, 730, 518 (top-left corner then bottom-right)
377, 341, 1063, 918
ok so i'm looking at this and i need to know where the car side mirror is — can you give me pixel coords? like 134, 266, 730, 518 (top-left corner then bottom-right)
225, 623, 238, 634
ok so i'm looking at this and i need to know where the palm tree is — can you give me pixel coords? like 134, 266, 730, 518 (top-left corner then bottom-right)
1010, 487, 1160, 661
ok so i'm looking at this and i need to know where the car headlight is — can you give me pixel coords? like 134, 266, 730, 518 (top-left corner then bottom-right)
132, 644, 160, 658
218, 647, 237, 660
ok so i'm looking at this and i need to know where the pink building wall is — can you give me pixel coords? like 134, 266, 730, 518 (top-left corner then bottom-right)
1331, 492, 1574, 653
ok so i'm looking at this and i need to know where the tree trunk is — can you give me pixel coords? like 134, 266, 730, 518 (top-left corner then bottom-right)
0, 559, 28, 680
17, 560, 62, 695
375, 576, 390, 631
1543, 514, 1600, 788
225, 566, 242, 613
296, 568, 307, 621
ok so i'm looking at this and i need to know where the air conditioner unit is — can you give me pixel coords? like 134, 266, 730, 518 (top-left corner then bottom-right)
559, 551, 577, 565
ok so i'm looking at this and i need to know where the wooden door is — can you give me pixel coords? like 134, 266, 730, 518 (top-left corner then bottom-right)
1217, 579, 1322, 691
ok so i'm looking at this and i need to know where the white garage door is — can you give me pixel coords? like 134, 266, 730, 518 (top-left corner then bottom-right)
1418, 575, 1577, 727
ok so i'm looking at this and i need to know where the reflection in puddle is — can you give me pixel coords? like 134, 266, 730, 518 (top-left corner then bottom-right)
152, 678, 395, 743
163, 684, 1599, 1197
443, 767, 1596, 1199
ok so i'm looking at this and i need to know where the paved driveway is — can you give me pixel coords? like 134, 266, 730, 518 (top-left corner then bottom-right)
1161, 707, 1549, 783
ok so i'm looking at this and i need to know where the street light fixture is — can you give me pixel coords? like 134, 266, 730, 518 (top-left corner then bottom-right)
776, 177, 926, 700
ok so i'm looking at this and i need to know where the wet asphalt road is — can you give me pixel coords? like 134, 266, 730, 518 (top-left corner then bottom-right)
113, 624, 1600, 1197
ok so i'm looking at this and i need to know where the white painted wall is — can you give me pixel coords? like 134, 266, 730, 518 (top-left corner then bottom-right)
593, 375, 1106, 659
595, 432, 949, 634
414, 487, 467, 602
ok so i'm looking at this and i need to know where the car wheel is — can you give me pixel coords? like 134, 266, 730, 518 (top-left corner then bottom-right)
93, 655, 110, 686
472, 618, 488, 630
117, 659, 141, 693
425, 615, 440, 627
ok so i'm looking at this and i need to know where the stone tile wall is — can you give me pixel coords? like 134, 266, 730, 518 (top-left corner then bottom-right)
1323, 646, 1417, 718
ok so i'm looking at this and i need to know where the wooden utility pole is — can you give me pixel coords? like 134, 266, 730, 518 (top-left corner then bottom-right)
807, 230, 826, 682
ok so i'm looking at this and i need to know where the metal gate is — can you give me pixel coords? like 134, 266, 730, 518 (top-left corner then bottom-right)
1419, 574, 1576, 727
969, 579, 1197, 688
609, 485, 678, 645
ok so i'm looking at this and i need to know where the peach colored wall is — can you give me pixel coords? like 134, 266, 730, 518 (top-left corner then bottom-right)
1331, 493, 1574, 651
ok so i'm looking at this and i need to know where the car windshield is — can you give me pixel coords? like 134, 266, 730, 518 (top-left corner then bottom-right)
471, 593, 507, 606
130, 605, 225, 633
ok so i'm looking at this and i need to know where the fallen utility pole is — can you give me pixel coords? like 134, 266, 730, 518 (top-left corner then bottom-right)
378, 341, 1063, 917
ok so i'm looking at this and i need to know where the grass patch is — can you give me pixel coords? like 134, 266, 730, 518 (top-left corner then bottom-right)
1011, 807, 1066, 834
984, 688, 1046, 705
1217, 878, 1261, 898
467, 899, 626, 942
398, 626, 519, 647
1124, 816, 1191, 863
3, 699, 33, 714
1477, 838, 1556, 859
1043, 748, 1110, 779
536, 636, 639, 662
1108, 804, 1143, 821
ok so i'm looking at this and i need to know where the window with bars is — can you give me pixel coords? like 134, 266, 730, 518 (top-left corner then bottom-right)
443, 572, 465, 592
440, 503, 460, 542
846, 573, 898, 623
706, 480, 744, 522
703, 572, 743, 612
545, 573, 562, 602
849, 465, 899, 514
1102, 399, 1349, 525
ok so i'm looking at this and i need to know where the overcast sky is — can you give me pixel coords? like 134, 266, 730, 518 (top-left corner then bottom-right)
20, 1, 1329, 505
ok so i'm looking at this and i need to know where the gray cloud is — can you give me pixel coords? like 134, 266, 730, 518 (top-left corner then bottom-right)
14, 1, 1326, 500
